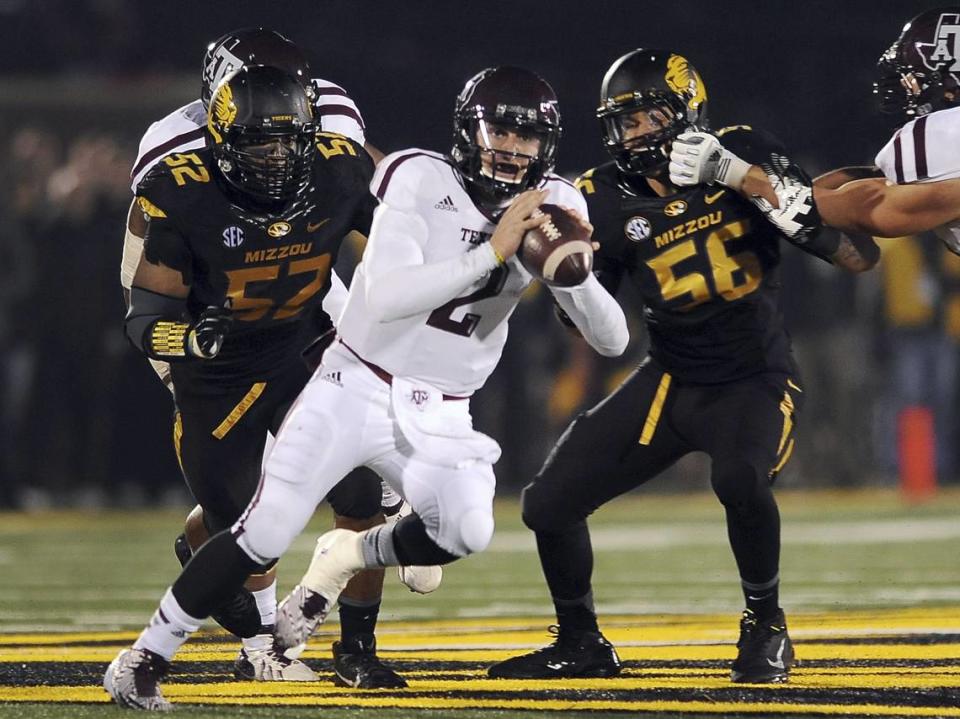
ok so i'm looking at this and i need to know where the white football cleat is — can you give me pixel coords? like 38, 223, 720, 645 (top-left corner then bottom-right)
103, 647, 172, 711
388, 501, 444, 594
233, 639, 318, 681
275, 529, 364, 657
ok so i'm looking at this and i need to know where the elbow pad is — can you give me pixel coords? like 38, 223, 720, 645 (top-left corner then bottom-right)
125, 286, 193, 361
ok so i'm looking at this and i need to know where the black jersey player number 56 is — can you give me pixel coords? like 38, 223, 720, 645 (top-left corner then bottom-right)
646, 219, 761, 310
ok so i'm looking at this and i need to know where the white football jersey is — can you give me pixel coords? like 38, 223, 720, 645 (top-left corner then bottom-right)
129, 78, 367, 192
876, 106, 960, 252
337, 149, 586, 396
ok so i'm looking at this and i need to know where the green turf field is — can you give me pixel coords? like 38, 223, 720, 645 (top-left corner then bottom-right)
2, 488, 959, 717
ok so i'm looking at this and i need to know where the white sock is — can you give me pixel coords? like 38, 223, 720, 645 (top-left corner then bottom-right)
132, 588, 202, 661
251, 580, 277, 627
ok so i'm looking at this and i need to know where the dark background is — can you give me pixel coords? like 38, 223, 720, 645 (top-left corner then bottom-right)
0, 0, 954, 507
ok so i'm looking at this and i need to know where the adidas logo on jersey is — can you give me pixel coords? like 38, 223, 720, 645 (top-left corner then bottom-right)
321, 370, 343, 387
434, 195, 458, 212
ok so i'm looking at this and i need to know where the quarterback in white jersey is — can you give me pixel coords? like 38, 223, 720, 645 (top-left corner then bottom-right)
336, 150, 622, 395
99, 66, 627, 710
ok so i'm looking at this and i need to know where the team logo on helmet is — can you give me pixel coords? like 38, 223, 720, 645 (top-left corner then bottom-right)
664, 200, 688, 217
207, 82, 237, 144
267, 221, 292, 238
917, 12, 960, 75
624, 216, 651, 242
222, 226, 244, 248
664, 54, 707, 111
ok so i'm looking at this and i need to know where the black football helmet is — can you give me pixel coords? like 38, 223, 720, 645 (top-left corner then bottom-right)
206, 65, 317, 205
201, 28, 313, 109
876, 7, 960, 120
451, 66, 561, 208
597, 49, 707, 176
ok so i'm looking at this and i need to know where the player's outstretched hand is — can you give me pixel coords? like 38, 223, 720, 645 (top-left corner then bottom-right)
669, 132, 751, 189
188, 303, 233, 359
489, 189, 549, 262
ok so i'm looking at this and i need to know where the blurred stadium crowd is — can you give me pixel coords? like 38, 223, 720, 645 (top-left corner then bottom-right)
1, 0, 957, 508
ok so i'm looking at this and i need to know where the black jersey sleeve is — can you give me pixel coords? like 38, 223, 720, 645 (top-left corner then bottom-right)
136, 164, 195, 285
717, 125, 837, 262
715, 125, 786, 166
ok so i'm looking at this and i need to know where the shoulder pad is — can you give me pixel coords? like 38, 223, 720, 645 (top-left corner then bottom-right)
136, 150, 212, 219
311, 78, 367, 146
131, 101, 206, 191
876, 106, 960, 184
370, 149, 451, 209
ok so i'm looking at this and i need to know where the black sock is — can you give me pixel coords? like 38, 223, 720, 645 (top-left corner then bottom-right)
742, 577, 780, 621
338, 597, 381, 645
554, 593, 599, 634
534, 521, 594, 601
171, 529, 263, 630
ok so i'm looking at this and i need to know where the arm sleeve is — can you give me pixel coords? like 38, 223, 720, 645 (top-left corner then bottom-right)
550, 274, 629, 357
362, 202, 501, 322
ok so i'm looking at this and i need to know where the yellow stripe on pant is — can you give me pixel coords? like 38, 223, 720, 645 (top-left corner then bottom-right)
639, 372, 672, 446
211, 382, 267, 439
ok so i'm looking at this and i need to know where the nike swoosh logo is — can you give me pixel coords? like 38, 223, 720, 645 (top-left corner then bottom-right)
705, 190, 726, 204
307, 218, 330, 232
766, 638, 786, 669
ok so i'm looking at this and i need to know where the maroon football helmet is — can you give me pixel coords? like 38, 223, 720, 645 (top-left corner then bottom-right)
876, 7, 960, 120
201, 28, 313, 109
451, 66, 561, 208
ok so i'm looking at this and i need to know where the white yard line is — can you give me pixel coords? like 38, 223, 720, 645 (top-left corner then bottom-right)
488, 517, 960, 552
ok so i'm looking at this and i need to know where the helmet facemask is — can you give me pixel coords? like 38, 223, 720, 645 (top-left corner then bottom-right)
218, 127, 316, 204
454, 114, 558, 207
599, 93, 690, 176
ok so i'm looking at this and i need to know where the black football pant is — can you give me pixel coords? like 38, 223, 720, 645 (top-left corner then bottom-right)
521, 358, 802, 602
173, 366, 382, 534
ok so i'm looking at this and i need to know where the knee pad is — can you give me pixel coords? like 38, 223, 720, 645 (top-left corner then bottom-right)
430, 505, 493, 557
711, 459, 769, 514
520, 482, 583, 533
232, 486, 305, 563
456, 506, 494, 556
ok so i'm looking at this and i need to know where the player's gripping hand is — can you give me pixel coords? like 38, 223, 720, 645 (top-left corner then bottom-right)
669, 131, 752, 189
489, 189, 550, 262
187, 303, 233, 359
749, 155, 823, 244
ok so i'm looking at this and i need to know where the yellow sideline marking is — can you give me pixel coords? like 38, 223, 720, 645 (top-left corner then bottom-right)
4, 608, 959, 713
3, 686, 959, 717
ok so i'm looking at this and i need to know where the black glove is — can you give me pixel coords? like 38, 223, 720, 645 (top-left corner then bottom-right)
188, 304, 233, 359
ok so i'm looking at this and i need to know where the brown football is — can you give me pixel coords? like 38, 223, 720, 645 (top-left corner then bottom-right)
518, 204, 593, 287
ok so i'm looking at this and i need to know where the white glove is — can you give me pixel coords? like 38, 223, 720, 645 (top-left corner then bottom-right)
669, 131, 752, 188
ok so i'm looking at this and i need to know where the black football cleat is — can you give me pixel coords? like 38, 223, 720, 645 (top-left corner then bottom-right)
730, 608, 795, 683
487, 625, 622, 679
332, 634, 408, 689
174, 533, 262, 638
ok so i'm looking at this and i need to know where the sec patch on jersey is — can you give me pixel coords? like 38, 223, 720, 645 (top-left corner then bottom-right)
518, 204, 593, 287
